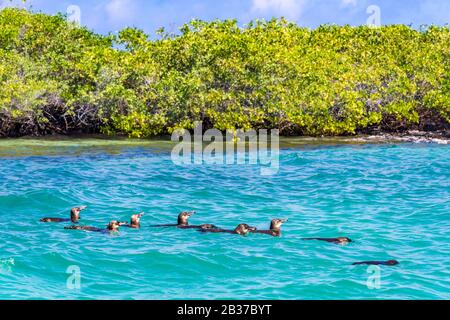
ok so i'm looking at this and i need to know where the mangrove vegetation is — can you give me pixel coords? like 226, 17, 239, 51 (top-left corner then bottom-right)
0, 8, 449, 138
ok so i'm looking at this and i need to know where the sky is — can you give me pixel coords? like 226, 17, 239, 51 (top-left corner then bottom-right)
1, 0, 450, 35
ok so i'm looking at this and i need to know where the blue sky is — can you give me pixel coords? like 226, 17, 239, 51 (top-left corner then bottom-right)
2, 0, 450, 35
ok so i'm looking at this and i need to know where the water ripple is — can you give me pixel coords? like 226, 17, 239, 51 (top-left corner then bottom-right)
0, 142, 449, 299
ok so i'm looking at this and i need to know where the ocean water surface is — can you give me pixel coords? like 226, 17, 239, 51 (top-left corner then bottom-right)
0, 137, 449, 299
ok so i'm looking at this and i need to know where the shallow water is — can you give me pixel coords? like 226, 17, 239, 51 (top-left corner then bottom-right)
0, 137, 449, 299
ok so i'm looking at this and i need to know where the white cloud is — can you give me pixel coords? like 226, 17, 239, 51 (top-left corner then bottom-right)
341, 0, 358, 7
251, 0, 308, 20
105, 0, 136, 22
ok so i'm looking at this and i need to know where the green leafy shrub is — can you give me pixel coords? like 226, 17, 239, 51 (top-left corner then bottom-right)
0, 8, 449, 137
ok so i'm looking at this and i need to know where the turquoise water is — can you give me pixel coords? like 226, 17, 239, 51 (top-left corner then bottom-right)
0, 138, 449, 299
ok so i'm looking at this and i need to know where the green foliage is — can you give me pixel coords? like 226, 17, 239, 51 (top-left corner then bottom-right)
0, 8, 449, 137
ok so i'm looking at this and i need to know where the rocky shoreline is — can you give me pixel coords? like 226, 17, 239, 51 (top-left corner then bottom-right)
1, 129, 450, 141
350, 130, 450, 145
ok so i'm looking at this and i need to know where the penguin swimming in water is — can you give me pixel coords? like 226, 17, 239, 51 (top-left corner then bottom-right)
119, 213, 144, 229
40, 206, 87, 223
251, 218, 288, 237
301, 237, 352, 245
64, 221, 120, 233
352, 260, 399, 266
198, 223, 257, 236
152, 211, 218, 229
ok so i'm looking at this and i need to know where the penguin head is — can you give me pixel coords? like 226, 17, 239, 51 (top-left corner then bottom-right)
130, 212, 144, 226
234, 223, 257, 235
70, 206, 87, 223
177, 211, 195, 225
336, 237, 352, 244
107, 220, 120, 231
386, 260, 399, 266
270, 218, 288, 230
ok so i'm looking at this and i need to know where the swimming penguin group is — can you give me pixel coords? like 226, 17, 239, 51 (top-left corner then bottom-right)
40, 206, 399, 267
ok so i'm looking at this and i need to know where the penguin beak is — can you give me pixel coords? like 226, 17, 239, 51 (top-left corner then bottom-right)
187, 211, 195, 216
79, 206, 87, 211
280, 218, 288, 223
